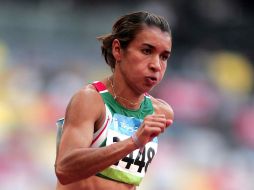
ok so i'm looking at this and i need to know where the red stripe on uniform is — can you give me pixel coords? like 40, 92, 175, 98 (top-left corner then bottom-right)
91, 116, 110, 145
92, 81, 107, 92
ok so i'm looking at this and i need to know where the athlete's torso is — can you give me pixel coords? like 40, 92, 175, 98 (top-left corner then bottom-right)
56, 175, 136, 190
56, 81, 158, 190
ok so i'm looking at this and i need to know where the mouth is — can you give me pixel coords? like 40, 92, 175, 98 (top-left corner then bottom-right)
145, 76, 158, 85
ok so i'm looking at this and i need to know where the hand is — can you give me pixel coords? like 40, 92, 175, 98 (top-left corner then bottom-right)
134, 114, 173, 147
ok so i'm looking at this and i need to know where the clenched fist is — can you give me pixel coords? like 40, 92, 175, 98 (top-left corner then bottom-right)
134, 114, 173, 147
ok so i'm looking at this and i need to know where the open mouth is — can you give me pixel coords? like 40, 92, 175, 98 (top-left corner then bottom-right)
148, 76, 157, 81
146, 76, 158, 84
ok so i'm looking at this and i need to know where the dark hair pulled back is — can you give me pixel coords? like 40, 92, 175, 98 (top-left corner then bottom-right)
97, 11, 171, 71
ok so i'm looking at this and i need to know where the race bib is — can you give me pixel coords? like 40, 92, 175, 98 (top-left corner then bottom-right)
106, 113, 158, 177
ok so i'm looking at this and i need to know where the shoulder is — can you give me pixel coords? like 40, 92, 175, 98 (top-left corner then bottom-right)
70, 84, 102, 108
64, 84, 105, 125
150, 96, 174, 120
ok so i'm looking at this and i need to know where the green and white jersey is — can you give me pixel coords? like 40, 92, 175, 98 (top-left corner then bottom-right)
56, 81, 158, 186
92, 81, 158, 186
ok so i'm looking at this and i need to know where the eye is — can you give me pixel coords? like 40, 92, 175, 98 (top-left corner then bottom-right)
142, 48, 152, 55
160, 54, 169, 61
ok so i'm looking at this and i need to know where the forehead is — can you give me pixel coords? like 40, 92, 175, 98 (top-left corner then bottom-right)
131, 26, 172, 50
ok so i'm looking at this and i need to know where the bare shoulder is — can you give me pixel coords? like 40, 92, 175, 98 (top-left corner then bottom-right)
150, 96, 174, 120
64, 84, 104, 126
57, 84, 105, 158
72, 84, 102, 104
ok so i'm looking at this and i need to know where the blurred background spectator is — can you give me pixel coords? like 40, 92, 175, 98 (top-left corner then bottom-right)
0, 0, 253, 189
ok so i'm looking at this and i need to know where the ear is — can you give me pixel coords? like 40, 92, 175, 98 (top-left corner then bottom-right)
112, 39, 121, 62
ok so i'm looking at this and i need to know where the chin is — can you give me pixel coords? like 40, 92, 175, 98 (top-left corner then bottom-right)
144, 85, 155, 93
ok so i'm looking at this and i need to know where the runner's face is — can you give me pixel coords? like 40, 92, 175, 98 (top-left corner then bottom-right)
119, 26, 172, 93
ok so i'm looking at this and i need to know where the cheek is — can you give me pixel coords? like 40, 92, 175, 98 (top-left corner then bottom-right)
159, 64, 167, 79
161, 62, 167, 72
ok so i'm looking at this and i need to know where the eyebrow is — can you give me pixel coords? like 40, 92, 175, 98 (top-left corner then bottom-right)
142, 43, 171, 54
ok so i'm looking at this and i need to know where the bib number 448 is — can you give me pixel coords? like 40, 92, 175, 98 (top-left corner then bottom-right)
113, 136, 156, 173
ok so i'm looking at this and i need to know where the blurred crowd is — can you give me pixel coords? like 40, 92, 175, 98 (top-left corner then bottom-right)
0, 1, 253, 190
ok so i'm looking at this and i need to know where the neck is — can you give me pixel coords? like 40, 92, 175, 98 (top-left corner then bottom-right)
107, 76, 144, 109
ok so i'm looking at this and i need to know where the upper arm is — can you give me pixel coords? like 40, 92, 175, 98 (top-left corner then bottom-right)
152, 97, 174, 121
57, 86, 103, 160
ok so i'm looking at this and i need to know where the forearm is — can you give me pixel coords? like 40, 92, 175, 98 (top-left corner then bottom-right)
55, 137, 137, 185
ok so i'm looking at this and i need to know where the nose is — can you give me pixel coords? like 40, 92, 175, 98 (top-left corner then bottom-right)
149, 55, 161, 72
